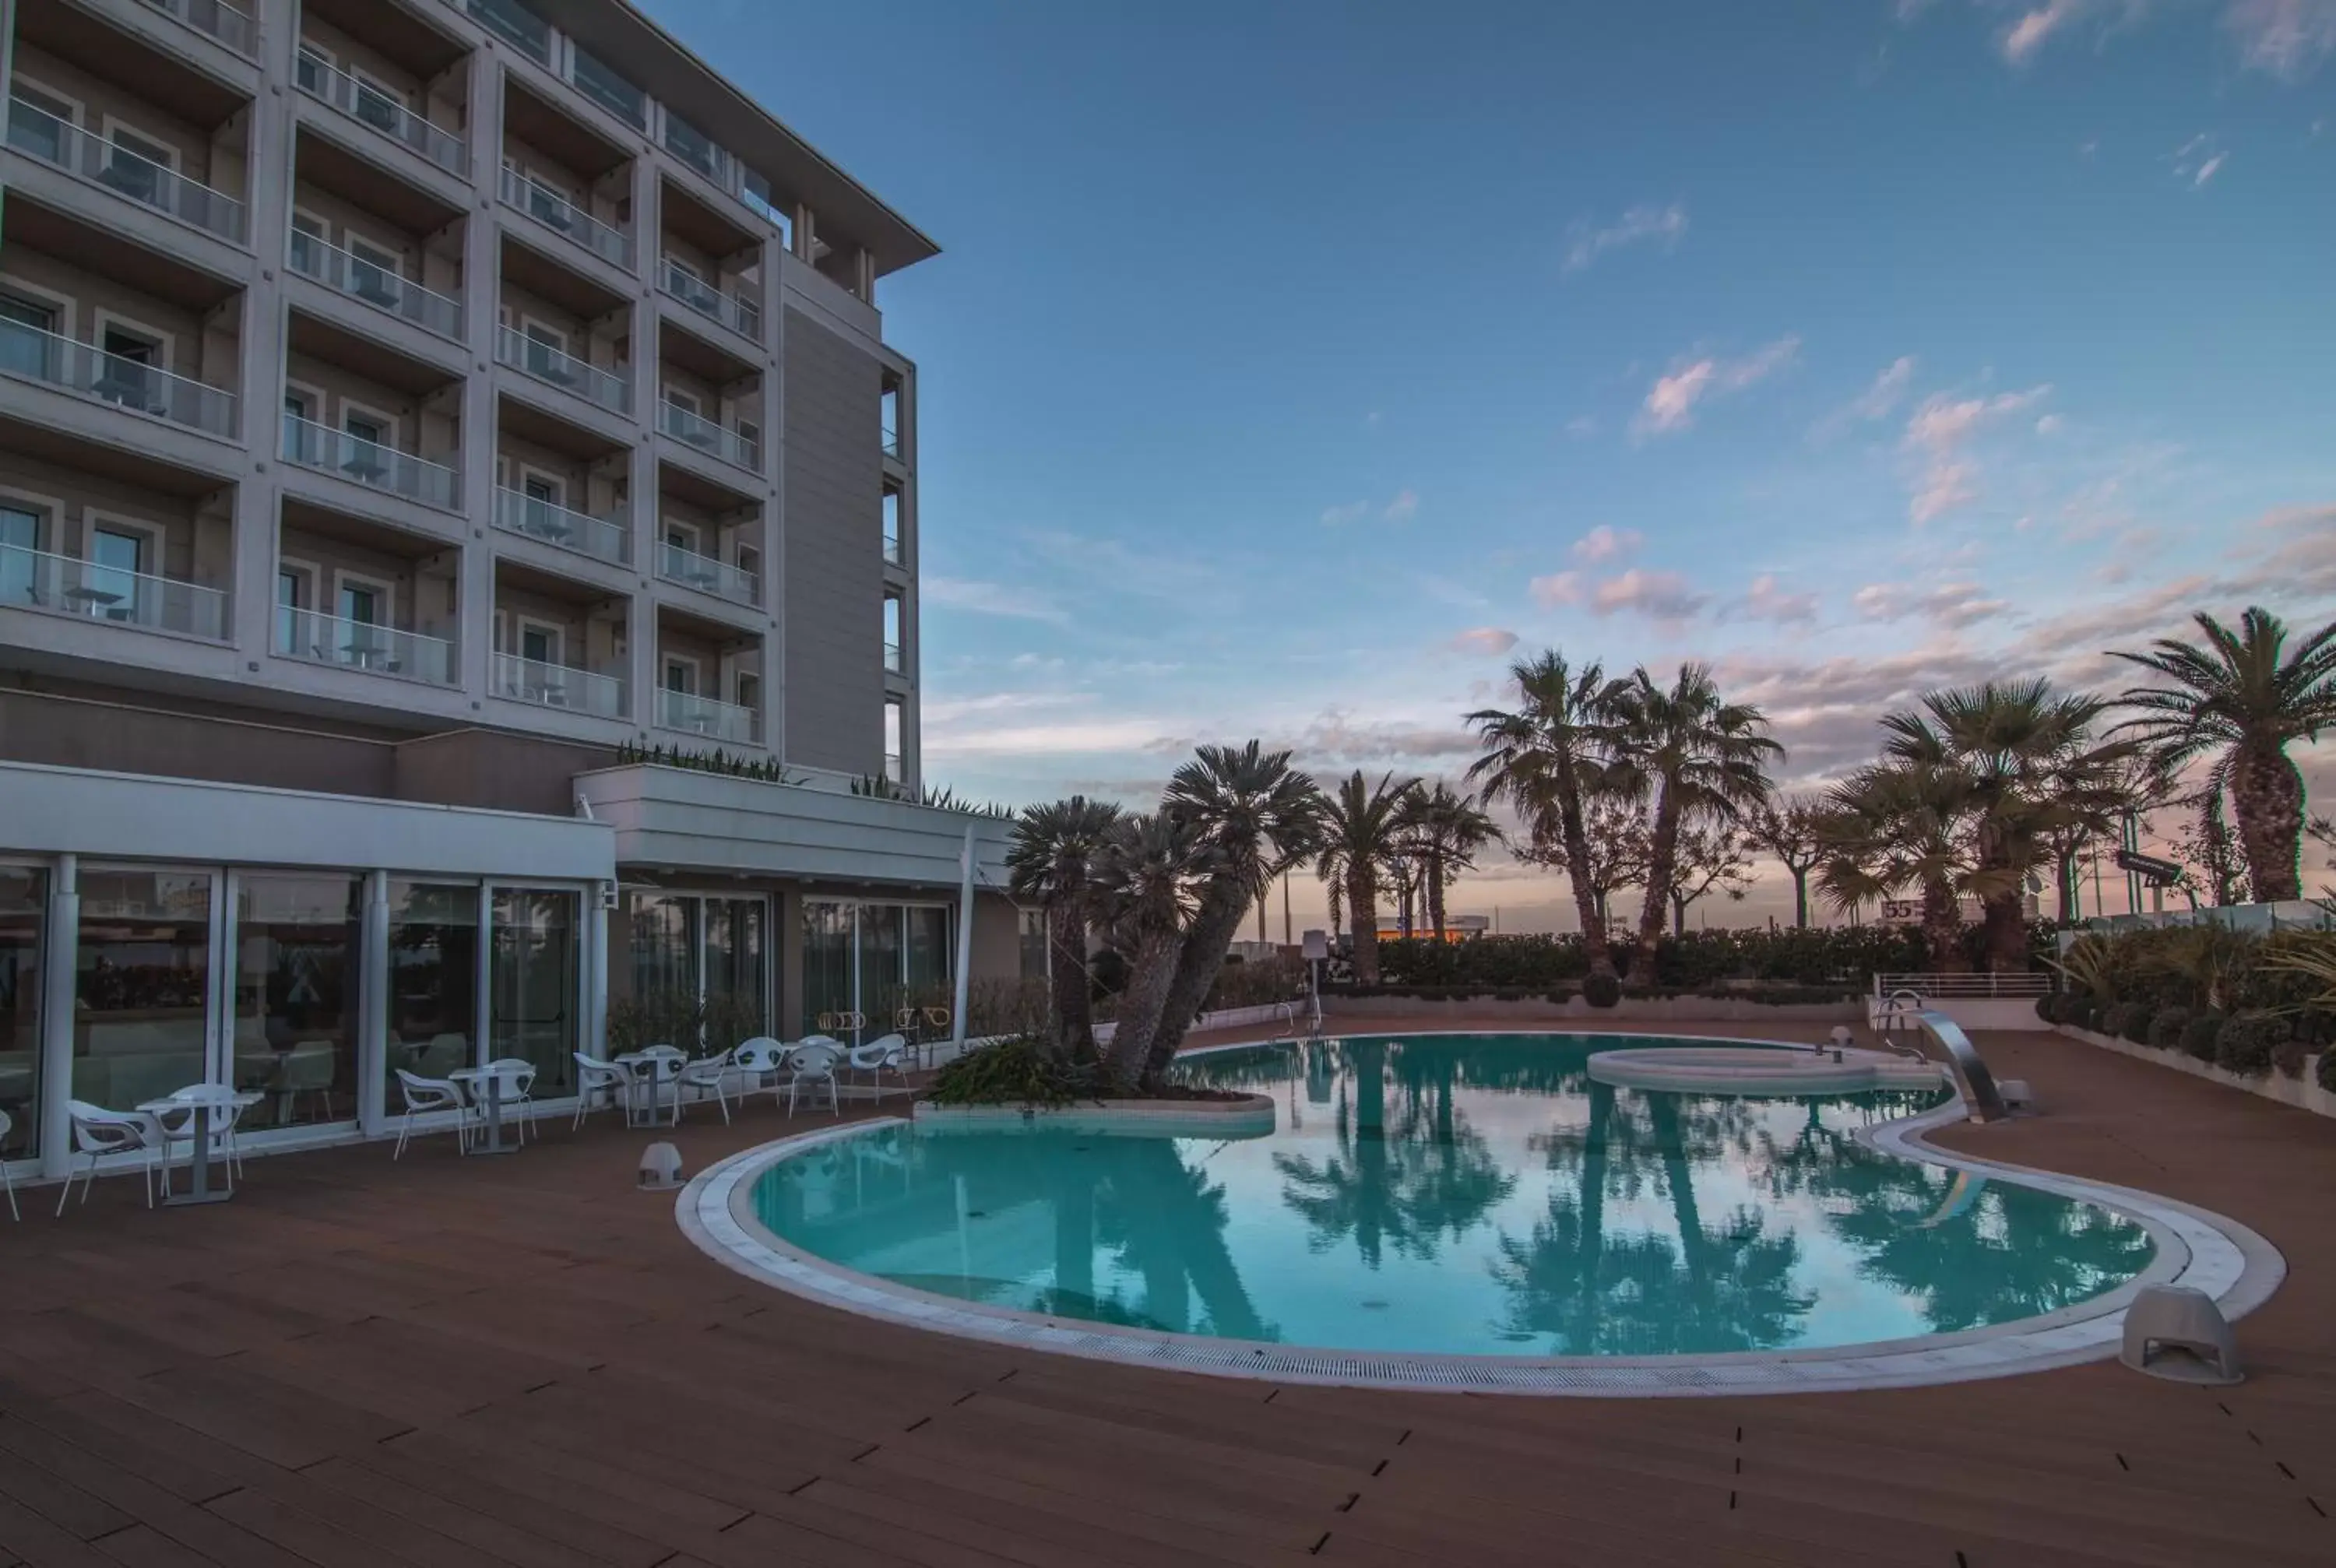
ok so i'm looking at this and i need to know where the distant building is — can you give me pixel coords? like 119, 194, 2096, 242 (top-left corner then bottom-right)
1376, 915, 1490, 943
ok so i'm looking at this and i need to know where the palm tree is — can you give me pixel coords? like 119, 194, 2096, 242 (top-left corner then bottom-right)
2110, 607, 2336, 903
1132, 742, 1321, 1084
1006, 796, 1124, 1057
1602, 663, 1781, 972
1314, 771, 1418, 988
1466, 651, 1629, 978
1744, 795, 1825, 930
1090, 811, 1205, 1087
1399, 782, 1498, 940
1817, 760, 1986, 970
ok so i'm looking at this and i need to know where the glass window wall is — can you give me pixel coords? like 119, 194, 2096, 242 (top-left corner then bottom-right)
0, 870, 44, 1158
802, 899, 952, 1040
386, 881, 478, 1085
74, 871, 212, 1113
491, 888, 578, 1098
624, 892, 769, 1048
232, 874, 362, 1129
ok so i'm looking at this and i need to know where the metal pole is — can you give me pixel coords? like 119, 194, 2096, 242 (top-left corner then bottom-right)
948, 824, 975, 1058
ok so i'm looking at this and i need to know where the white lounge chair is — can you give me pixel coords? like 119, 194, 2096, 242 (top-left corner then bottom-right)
847, 1034, 910, 1099
392, 1069, 473, 1159
676, 1049, 734, 1124
572, 1052, 631, 1130
57, 1101, 163, 1214
783, 1040, 842, 1117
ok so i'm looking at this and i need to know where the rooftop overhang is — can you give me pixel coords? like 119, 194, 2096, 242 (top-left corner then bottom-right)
574, 765, 1011, 890
534, 0, 941, 278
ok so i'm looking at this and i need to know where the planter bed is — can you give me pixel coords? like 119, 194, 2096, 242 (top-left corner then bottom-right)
2053, 1024, 2336, 1122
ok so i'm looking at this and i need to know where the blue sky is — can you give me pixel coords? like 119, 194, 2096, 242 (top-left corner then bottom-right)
644, 0, 2336, 927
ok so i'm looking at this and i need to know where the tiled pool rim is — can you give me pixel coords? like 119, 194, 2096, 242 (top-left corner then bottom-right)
675, 1032, 2286, 1397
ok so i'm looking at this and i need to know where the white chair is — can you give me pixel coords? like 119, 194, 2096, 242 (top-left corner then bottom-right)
150, 1085, 253, 1196
676, 1049, 734, 1125
476, 1059, 538, 1144
56, 1101, 164, 1215
0, 1109, 17, 1221
847, 1034, 910, 1099
733, 1036, 790, 1102
628, 1044, 687, 1124
783, 1040, 842, 1117
392, 1069, 473, 1160
572, 1052, 631, 1130
278, 1041, 339, 1123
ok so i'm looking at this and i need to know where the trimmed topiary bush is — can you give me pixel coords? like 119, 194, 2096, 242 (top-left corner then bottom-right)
2181, 1011, 2225, 1062
2215, 1013, 2288, 1078
2103, 1000, 2151, 1042
2035, 993, 2061, 1025
2318, 1049, 2336, 1095
2147, 1005, 2193, 1053
1582, 971, 1622, 1008
2063, 995, 2099, 1032
2272, 1037, 2309, 1080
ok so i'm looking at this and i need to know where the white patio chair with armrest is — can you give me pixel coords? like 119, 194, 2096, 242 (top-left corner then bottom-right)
56, 1101, 163, 1215
392, 1069, 473, 1159
572, 1052, 631, 1130
478, 1059, 539, 1144
732, 1037, 789, 1106
150, 1085, 254, 1195
783, 1040, 842, 1118
675, 1049, 734, 1125
280, 1040, 339, 1124
847, 1034, 910, 1100
0, 1109, 17, 1220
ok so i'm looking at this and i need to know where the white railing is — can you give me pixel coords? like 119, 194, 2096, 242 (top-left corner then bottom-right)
281, 413, 462, 511
144, 0, 257, 57
660, 400, 758, 471
655, 687, 756, 744
655, 539, 758, 606
498, 326, 629, 413
491, 652, 626, 718
499, 167, 630, 269
287, 230, 464, 341
276, 605, 456, 684
294, 52, 466, 174
0, 316, 238, 437
661, 259, 760, 341
491, 487, 629, 565
0, 541, 228, 640
5, 99, 247, 244
1872, 972, 2053, 998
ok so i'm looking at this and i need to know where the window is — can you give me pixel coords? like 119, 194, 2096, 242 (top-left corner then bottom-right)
97, 323, 164, 412
88, 525, 148, 621
347, 237, 403, 305
339, 580, 382, 625
663, 657, 696, 695
735, 671, 759, 711
8, 82, 76, 162
283, 386, 316, 421
881, 487, 902, 562
734, 544, 759, 583
663, 520, 698, 554
276, 564, 308, 649
519, 621, 559, 666
884, 697, 904, 782
2, 502, 42, 606
342, 410, 392, 477
0, 869, 45, 1157
522, 471, 561, 507
352, 71, 407, 135
664, 386, 703, 417
101, 125, 177, 207
0, 292, 58, 381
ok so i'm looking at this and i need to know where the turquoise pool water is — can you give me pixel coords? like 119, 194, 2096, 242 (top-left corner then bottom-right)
747, 1034, 2157, 1358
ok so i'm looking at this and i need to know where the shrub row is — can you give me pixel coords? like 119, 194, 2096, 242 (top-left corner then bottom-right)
1374, 922, 2060, 992
1342, 980, 1857, 1007
2042, 991, 2310, 1081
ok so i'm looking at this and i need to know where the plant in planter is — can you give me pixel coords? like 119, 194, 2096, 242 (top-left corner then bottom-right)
2271, 1037, 2310, 1080
2034, 993, 2061, 1025
1582, 971, 1622, 1008
2103, 1000, 2152, 1043
2180, 1011, 2225, 1062
2214, 1013, 2289, 1078
926, 1034, 1109, 1108
2147, 1005, 2193, 1053
2063, 994, 2099, 1032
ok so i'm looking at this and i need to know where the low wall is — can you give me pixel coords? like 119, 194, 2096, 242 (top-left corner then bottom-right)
2052, 1024, 2336, 1122
1916, 997, 2053, 1034
911, 1092, 1276, 1137
1322, 993, 1863, 1025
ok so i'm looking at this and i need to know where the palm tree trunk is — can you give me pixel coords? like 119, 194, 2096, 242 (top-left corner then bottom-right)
1981, 892, 2028, 972
1922, 876, 1965, 971
1349, 866, 1382, 987
1427, 859, 1448, 942
1140, 878, 1252, 1086
1047, 897, 1092, 1057
1790, 869, 1810, 930
2054, 851, 2079, 925
2231, 743, 2306, 902
1670, 891, 1687, 939
1106, 925, 1187, 1087
1634, 785, 1681, 976
1554, 780, 1617, 978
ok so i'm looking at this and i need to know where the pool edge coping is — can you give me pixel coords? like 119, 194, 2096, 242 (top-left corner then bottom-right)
674, 1035, 2285, 1398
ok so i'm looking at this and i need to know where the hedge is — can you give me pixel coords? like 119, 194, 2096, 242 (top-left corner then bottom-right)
2146, 1006, 2193, 1053
2180, 1011, 2225, 1062
2102, 1000, 2152, 1043
2215, 1014, 2289, 1078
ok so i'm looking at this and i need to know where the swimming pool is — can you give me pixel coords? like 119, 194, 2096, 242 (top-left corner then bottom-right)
714, 1034, 2208, 1376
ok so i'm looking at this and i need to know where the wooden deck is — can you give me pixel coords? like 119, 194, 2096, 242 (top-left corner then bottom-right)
1, 1023, 2331, 1566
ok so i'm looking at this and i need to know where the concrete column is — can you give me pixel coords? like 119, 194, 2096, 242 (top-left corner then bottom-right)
357, 869, 389, 1135
777, 886, 804, 1039
456, 61, 504, 702
585, 880, 610, 1053
37, 853, 78, 1182
232, 2, 304, 670
765, 242, 787, 764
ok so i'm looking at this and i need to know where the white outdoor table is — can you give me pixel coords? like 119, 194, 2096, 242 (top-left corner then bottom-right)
448, 1065, 521, 1155
614, 1052, 681, 1127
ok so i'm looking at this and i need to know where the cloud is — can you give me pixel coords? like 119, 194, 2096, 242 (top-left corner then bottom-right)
2035, 413, 2064, 435
1899, 385, 2052, 524
1564, 416, 1600, 439
2194, 151, 2228, 185
1740, 575, 1821, 625
2225, 0, 2336, 79
1563, 202, 1690, 274
1592, 568, 1708, 621
1813, 355, 1917, 441
1320, 500, 1369, 527
2003, 0, 2090, 63
923, 576, 1069, 623
1529, 571, 1584, 608
1447, 627, 1521, 658
1851, 579, 2011, 629
1384, 488, 1420, 523
1571, 524, 1644, 564
1634, 336, 1801, 437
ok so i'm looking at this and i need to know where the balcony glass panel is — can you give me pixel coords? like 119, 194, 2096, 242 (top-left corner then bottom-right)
294, 51, 466, 174
492, 652, 626, 719
882, 529, 902, 567
883, 640, 902, 674
661, 112, 731, 188
5, 99, 247, 243
281, 413, 461, 512
497, 325, 630, 413
276, 604, 456, 684
143, 0, 257, 57
655, 539, 757, 606
498, 167, 630, 269
0, 315, 237, 436
660, 258, 760, 341
660, 399, 758, 472
466, 0, 551, 63
0, 541, 228, 639
568, 47, 646, 128
287, 230, 464, 341
491, 486, 630, 565
655, 687, 756, 745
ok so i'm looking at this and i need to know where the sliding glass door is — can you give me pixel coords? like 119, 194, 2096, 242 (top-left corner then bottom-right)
800, 899, 953, 1041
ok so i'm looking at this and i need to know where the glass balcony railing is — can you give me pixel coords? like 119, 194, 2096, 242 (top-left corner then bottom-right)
0, 316, 238, 437
883, 751, 902, 785
144, 0, 257, 57
660, 259, 761, 341
281, 413, 462, 512
655, 539, 758, 606
881, 425, 901, 460
884, 640, 903, 674
276, 604, 456, 685
568, 46, 646, 129
655, 687, 756, 745
287, 230, 464, 341
294, 52, 466, 174
5, 98, 247, 244
660, 399, 758, 472
466, 0, 551, 64
661, 111, 733, 188
491, 487, 630, 566
499, 167, 630, 269
497, 326, 630, 414
882, 530, 902, 567
491, 652, 627, 719
0, 541, 229, 640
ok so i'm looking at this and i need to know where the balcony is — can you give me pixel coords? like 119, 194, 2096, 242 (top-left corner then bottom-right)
464, 0, 550, 65
491, 652, 627, 719
661, 111, 736, 193
882, 426, 901, 461
0, 541, 228, 640
281, 413, 461, 512
883, 529, 902, 567
660, 400, 758, 473
5, 98, 247, 244
288, 230, 464, 342
491, 487, 630, 567
499, 167, 630, 271
655, 687, 756, 745
143, 0, 257, 58
655, 539, 757, 606
276, 605, 456, 685
0, 317, 237, 438
294, 51, 466, 176
567, 46, 645, 131
661, 259, 760, 342
497, 326, 630, 416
